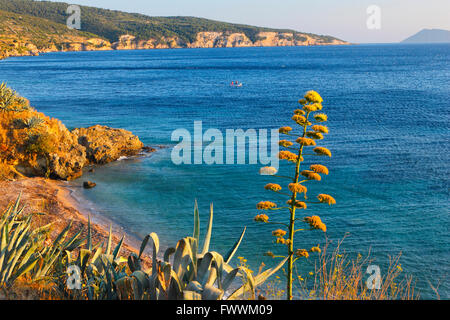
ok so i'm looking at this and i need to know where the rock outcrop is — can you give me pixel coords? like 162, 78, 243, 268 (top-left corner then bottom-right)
109, 31, 349, 51
73, 125, 144, 164
0, 93, 149, 180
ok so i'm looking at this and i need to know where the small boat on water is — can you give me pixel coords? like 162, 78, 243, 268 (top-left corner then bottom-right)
230, 81, 243, 87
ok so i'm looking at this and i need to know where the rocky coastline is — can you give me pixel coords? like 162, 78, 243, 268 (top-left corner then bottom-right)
0, 86, 156, 260
0, 31, 350, 60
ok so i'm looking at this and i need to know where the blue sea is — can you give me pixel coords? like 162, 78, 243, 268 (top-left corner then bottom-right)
1, 44, 449, 299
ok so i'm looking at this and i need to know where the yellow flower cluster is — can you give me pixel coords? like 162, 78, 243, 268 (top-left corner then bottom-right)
311, 125, 329, 134
254, 214, 269, 223
292, 115, 311, 126
294, 109, 306, 115
257, 201, 277, 210
310, 164, 329, 175
313, 147, 332, 157
303, 103, 323, 112
286, 199, 307, 209
279, 126, 292, 134
276, 238, 290, 245
298, 98, 307, 105
304, 90, 323, 104
304, 216, 327, 232
306, 131, 324, 140
317, 194, 336, 205
301, 170, 322, 181
264, 251, 275, 258
310, 245, 321, 253
314, 113, 328, 122
295, 249, 309, 258
272, 229, 287, 237
264, 183, 282, 192
279, 140, 293, 148
288, 183, 307, 194
296, 137, 316, 146
279, 151, 299, 162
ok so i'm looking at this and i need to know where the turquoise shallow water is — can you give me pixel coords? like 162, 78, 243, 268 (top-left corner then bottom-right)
1, 44, 449, 298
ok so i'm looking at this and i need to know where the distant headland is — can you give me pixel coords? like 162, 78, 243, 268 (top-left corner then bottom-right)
401, 28, 450, 44
0, 0, 349, 60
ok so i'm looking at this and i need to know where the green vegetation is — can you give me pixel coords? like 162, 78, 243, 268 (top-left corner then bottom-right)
0, 9, 102, 58
0, 197, 284, 300
0, 83, 30, 112
0, 0, 344, 44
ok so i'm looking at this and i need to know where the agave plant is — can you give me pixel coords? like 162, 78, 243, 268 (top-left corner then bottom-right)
0, 83, 30, 112
62, 216, 130, 300
23, 116, 45, 130
0, 195, 87, 288
0, 195, 42, 286
114, 202, 288, 300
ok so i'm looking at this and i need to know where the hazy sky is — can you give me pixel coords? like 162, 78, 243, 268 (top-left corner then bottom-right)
47, 0, 450, 43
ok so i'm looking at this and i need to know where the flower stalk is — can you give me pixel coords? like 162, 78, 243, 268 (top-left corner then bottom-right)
255, 90, 335, 300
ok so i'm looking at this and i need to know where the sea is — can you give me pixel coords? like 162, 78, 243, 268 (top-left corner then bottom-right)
1, 44, 448, 299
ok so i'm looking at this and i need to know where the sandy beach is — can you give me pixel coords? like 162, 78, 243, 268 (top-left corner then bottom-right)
0, 177, 148, 264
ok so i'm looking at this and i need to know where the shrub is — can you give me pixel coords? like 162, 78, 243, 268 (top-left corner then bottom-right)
0, 83, 30, 112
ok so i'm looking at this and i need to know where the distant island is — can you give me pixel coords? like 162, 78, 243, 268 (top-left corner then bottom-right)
0, 0, 349, 60
401, 28, 450, 44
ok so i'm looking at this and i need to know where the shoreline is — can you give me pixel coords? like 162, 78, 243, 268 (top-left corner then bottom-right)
0, 177, 150, 265
0, 42, 353, 61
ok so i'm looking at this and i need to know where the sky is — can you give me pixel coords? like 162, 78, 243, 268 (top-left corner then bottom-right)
46, 0, 450, 43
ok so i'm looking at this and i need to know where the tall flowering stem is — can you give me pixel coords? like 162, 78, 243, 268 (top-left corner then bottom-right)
256, 90, 335, 300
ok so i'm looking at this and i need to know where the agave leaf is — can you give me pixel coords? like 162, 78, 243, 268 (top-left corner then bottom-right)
197, 252, 213, 287
193, 200, 200, 245
202, 283, 224, 300
137, 233, 159, 276
87, 216, 92, 251
138, 232, 159, 260
63, 226, 85, 251
79, 248, 92, 274
112, 235, 124, 260
132, 270, 149, 292
163, 247, 176, 262
183, 290, 202, 300
185, 280, 203, 293
187, 237, 198, 276
201, 203, 214, 256
91, 246, 103, 265
127, 253, 141, 272
207, 252, 225, 289
172, 238, 194, 282
106, 224, 112, 256
226, 266, 256, 300
222, 267, 241, 292
12, 193, 22, 215
52, 221, 72, 248
168, 273, 182, 300
253, 256, 289, 286
115, 276, 134, 300
224, 227, 246, 264
7, 253, 39, 284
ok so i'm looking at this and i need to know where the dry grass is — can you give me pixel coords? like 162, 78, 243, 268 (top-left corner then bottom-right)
296, 236, 419, 300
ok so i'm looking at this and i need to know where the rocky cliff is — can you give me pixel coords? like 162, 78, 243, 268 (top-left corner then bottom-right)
0, 85, 148, 181
110, 31, 348, 50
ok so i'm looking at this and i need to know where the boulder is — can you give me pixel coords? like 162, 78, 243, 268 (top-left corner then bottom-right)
72, 125, 144, 165
83, 181, 96, 189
